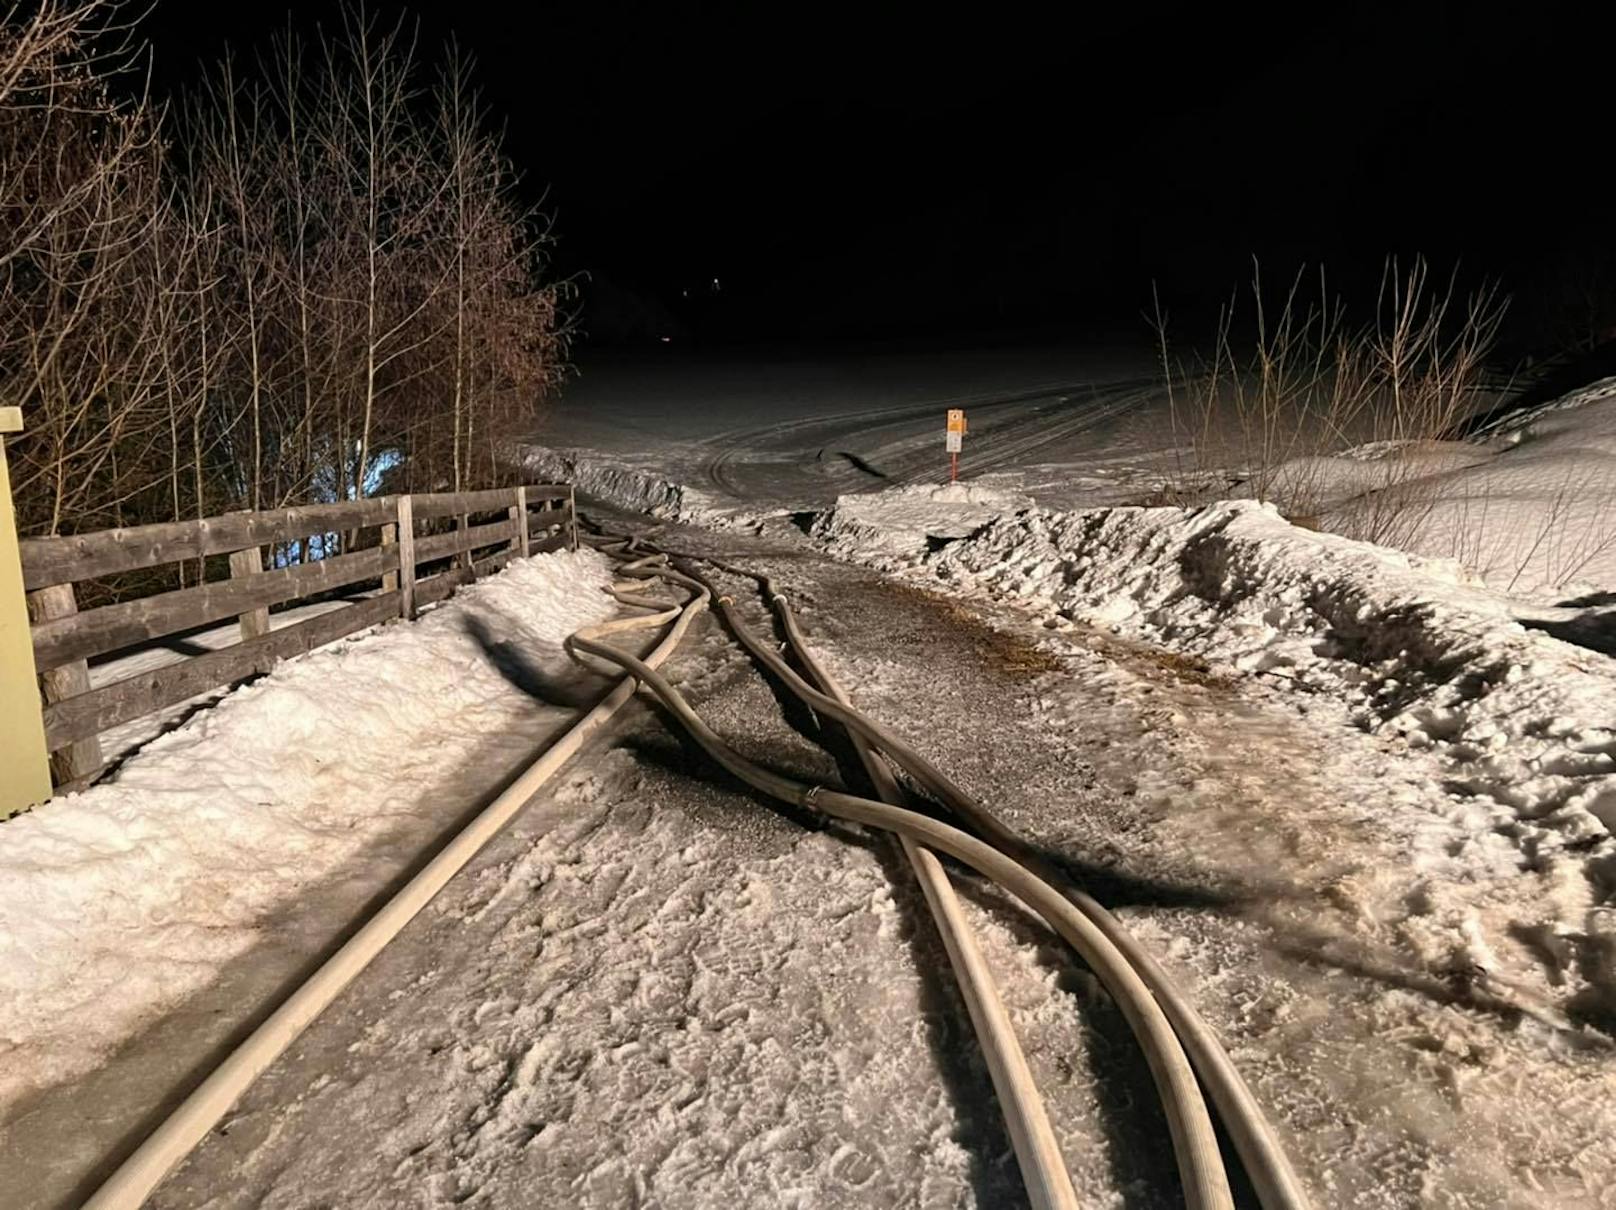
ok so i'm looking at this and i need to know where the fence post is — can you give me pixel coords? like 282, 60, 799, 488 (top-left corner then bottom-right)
0, 408, 54, 814
568, 485, 579, 551
227, 539, 271, 642
26, 582, 105, 788
380, 511, 399, 592
456, 511, 472, 571
512, 486, 529, 559
396, 494, 416, 620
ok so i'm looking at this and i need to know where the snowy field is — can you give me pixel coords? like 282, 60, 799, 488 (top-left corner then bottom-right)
537, 353, 1616, 602
529, 347, 1169, 517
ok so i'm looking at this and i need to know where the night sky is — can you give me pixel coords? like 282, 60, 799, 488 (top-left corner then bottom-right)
140, 2, 1612, 350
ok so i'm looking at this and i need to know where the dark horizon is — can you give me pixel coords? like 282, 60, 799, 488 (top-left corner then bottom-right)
139, 1, 1614, 354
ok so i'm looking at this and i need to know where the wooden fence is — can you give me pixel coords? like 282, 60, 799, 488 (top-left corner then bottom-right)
20, 484, 577, 790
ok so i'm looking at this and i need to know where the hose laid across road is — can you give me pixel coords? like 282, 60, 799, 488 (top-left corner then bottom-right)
569, 555, 1235, 1210
615, 547, 1080, 1210
613, 546, 1311, 1210
84, 530, 1306, 1210
787, 612, 1080, 1210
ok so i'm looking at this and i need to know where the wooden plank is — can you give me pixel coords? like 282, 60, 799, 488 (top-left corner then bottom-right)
19, 497, 398, 590
567, 486, 579, 550
512, 486, 528, 558
43, 593, 401, 751
411, 484, 569, 521
474, 549, 514, 578
413, 519, 515, 565
413, 565, 474, 610
32, 544, 399, 673
26, 583, 105, 783
228, 546, 271, 641
411, 487, 517, 521
528, 507, 564, 541
396, 496, 416, 620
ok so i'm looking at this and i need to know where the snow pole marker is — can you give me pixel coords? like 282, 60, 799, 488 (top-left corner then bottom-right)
946, 408, 966, 483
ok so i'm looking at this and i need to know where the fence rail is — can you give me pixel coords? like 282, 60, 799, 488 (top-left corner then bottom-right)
20, 483, 577, 790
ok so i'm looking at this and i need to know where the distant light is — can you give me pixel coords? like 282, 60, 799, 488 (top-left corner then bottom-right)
661, 336, 672, 343
681, 289, 689, 298
712, 277, 721, 291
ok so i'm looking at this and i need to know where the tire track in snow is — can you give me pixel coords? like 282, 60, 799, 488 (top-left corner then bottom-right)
698, 377, 1157, 499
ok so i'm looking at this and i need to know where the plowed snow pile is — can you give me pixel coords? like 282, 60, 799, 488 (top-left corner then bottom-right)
1244, 377, 1616, 600
524, 445, 730, 523
813, 484, 1616, 1028
809, 481, 1032, 555
0, 549, 616, 1116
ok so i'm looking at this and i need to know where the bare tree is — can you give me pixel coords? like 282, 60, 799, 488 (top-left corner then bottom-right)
2, 1, 169, 534
2, 1, 570, 561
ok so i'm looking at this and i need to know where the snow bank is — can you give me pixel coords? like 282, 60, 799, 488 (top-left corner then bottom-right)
1236, 379, 1616, 600
1375, 385, 1616, 599
1233, 442, 1491, 513
521, 443, 790, 537
523, 444, 714, 521
0, 548, 616, 1115
817, 486, 1616, 968
811, 481, 1031, 557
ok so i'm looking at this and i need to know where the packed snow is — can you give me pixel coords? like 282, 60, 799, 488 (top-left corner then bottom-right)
136, 512, 1616, 1208
0, 548, 616, 1120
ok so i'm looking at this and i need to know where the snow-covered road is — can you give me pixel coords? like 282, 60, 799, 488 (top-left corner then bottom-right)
143, 532, 1170, 1207
134, 516, 1616, 1207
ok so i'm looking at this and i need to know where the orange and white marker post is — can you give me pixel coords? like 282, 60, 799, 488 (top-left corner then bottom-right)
946, 408, 966, 483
